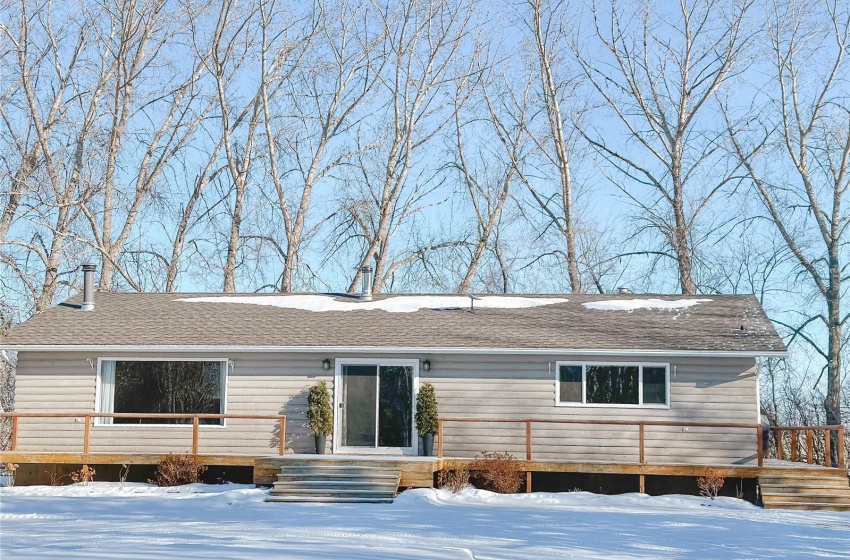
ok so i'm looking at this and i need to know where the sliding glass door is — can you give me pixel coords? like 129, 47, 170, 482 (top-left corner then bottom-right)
335, 359, 418, 454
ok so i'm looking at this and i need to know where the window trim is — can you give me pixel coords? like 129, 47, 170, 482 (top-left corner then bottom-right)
554, 361, 670, 409
95, 357, 229, 427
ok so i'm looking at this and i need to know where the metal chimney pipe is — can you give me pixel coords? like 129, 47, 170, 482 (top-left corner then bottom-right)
359, 265, 373, 301
618, 286, 631, 294
81, 264, 96, 311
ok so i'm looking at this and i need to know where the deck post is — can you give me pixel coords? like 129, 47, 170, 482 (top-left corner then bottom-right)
638, 424, 645, 464
824, 429, 831, 468
806, 429, 813, 464
791, 431, 798, 462
437, 419, 443, 458
11, 415, 18, 451
526, 420, 532, 493
192, 417, 199, 456
83, 415, 91, 454
756, 425, 763, 467
278, 417, 286, 455
838, 426, 845, 470
775, 428, 782, 460
639, 474, 645, 494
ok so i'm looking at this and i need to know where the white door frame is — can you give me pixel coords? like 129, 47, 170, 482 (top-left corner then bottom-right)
333, 357, 419, 455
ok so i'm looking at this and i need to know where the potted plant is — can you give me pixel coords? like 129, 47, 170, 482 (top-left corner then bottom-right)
415, 383, 439, 456
0, 462, 19, 487
307, 381, 333, 454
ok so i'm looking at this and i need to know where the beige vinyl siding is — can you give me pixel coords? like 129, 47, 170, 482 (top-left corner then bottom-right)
422, 354, 759, 465
12, 351, 758, 465
13, 351, 333, 455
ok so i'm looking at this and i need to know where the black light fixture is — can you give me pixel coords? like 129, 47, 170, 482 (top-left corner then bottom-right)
322, 359, 331, 371
422, 359, 431, 372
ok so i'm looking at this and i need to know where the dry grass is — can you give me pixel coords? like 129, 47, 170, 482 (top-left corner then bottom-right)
697, 468, 724, 500
436, 468, 470, 492
469, 451, 524, 494
152, 454, 207, 486
70, 465, 96, 485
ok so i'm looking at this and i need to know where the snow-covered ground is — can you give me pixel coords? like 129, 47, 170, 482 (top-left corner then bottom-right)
1, 484, 848, 559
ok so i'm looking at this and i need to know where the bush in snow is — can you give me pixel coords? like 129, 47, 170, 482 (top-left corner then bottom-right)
437, 468, 469, 492
469, 451, 523, 494
70, 465, 96, 485
697, 468, 724, 500
153, 454, 207, 486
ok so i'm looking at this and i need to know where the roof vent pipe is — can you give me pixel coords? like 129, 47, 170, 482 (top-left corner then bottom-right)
617, 286, 630, 294
359, 265, 373, 301
81, 264, 96, 311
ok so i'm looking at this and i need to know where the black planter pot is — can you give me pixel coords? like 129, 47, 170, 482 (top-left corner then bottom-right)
422, 433, 435, 457
314, 434, 327, 454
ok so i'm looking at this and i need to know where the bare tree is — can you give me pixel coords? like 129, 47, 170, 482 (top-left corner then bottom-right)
728, 0, 849, 455
342, 0, 474, 295
575, 0, 753, 294
518, 0, 584, 292
264, 0, 383, 292
79, 0, 216, 292
0, 0, 110, 312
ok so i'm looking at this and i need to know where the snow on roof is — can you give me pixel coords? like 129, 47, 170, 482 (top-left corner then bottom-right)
175, 294, 569, 313
582, 298, 713, 312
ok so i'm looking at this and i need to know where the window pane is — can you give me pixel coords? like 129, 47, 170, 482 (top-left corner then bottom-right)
586, 365, 638, 404
113, 361, 223, 424
642, 367, 667, 405
559, 365, 582, 403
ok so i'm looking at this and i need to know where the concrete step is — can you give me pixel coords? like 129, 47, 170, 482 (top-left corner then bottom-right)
265, 496, 394, 504
269, 488, 396, 498
266, 462, 401, 504
272, 480, 398, 492
277, 471, 398, 481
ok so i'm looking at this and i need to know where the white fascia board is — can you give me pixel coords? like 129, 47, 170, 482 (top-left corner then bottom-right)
0, 344, 789, 358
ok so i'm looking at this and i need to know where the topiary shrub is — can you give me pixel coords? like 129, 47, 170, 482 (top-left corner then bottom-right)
415, 382, 438, 436
153, 454, 207, 486
307, 381, 333, 436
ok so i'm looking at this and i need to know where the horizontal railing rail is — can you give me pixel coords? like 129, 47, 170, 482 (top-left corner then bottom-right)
771, 425, 845, 469
0, 412, 287, 457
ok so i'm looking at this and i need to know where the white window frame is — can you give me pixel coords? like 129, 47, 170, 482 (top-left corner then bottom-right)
554, 361, 670, 409
95, 357, 229, 426
333, 357, 420, 455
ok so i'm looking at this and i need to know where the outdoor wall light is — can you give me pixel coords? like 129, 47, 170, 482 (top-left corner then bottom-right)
422, 360, 431, 372
322, 359, 331, 371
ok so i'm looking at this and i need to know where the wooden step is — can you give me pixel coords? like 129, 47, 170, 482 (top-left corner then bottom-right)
762, 493, 850, 504
759, 469, 850, 511
759, 475, 848, 486
763, 501, 850, 512
759, 484, 850, 495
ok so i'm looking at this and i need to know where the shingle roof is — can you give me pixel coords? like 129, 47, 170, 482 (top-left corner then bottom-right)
2, 292, 786, 354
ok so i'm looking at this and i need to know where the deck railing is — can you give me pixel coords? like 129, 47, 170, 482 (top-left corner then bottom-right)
439, 418, 768, 467
771, 425, 845, 468
437, 418, 847, 472
0, 412, 287, 457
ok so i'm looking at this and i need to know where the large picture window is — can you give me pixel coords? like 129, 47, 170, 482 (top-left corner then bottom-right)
98, 359, 226, 425
556, 362, 669, 407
